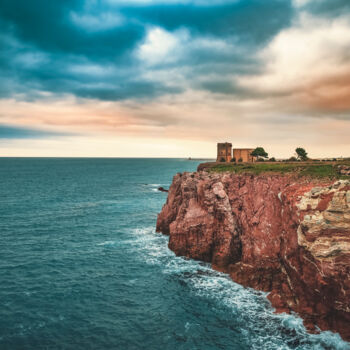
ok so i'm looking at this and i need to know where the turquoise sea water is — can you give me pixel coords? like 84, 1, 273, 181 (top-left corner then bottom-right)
0, 158, 349, 350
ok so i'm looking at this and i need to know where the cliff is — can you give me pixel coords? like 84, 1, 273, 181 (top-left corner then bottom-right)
156, 171, 350, 341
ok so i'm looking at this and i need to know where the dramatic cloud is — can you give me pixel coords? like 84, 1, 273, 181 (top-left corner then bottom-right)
0, 0, 293, 101
0, 0, 349, 157
121, 0, 294, 44
237, 11, 350, 114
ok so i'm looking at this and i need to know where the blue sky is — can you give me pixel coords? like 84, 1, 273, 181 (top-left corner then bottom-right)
0, 0, 350, 157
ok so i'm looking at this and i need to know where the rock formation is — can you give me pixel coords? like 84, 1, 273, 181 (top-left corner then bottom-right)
156, 171, 350, 341
158, 187, 169, 193
338, 165, 350, 176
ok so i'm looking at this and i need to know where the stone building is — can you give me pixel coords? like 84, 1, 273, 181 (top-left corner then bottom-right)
233, 148, 255, 163
217, 143, 256, 163
216, 143, 232, 162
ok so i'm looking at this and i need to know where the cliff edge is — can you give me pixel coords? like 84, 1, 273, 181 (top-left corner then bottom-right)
156, 170, 350, 341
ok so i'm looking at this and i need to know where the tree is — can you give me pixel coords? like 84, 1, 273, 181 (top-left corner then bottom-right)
251, 147, 268, 159
295, 147, 308, 161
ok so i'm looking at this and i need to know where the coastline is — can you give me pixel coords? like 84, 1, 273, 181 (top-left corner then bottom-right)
157, 168, 350, 341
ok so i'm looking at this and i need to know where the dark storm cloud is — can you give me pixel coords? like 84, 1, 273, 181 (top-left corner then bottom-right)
122, 0, 294, 45
198, 79, 292, 99
72, 82, 182, 101
0, 124, 70, 139
0, 0, 294, 101
0, 0, 143, 59
0, 49, 181, 101
304, 0, 350, 17
199, 80, 249, 95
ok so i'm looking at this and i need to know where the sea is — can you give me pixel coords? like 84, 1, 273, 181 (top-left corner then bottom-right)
0, 158, 349, 350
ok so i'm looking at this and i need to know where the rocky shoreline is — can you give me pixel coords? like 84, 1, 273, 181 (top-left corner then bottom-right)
156, 170, 350, 341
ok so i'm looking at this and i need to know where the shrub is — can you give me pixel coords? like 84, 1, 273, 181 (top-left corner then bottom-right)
238, 158, 243, 162
251, 147, 268, 159
269, 157, 276, 162
220, 157, 226, 162
288, 156, 298, 162
230, 157, 236, 162
295, 147, 308, 161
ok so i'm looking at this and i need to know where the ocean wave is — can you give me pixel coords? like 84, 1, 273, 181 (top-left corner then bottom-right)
97, 240, 117, 247
130, 226, 350, 350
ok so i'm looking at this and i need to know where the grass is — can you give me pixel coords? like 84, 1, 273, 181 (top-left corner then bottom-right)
204, 161, 350, 179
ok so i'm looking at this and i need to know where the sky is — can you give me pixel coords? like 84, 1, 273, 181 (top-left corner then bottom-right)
0, 0, 349, 158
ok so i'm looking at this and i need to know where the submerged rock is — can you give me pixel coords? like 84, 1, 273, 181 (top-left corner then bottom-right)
158, 187, 169, 193
157, 172, 350, 341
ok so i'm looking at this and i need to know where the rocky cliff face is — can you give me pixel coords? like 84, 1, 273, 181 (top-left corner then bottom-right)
156, 171, 350, 341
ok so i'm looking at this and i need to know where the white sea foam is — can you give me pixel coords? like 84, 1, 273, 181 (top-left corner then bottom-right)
129, 226, 350, 350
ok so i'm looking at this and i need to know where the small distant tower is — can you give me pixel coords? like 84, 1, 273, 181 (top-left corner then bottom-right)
216, 142, 232, 162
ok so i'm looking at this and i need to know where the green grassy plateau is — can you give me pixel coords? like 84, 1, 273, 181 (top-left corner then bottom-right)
200, 161, 350, 179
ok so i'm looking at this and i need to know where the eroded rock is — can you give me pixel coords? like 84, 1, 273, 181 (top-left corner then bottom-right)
338, 165, 350, 176
156, 172, 350, 341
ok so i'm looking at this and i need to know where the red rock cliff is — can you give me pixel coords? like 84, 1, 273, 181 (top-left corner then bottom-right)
156, 171, 350, 341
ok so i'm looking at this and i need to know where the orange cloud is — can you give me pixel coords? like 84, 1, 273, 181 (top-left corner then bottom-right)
301, 73, 350, 112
